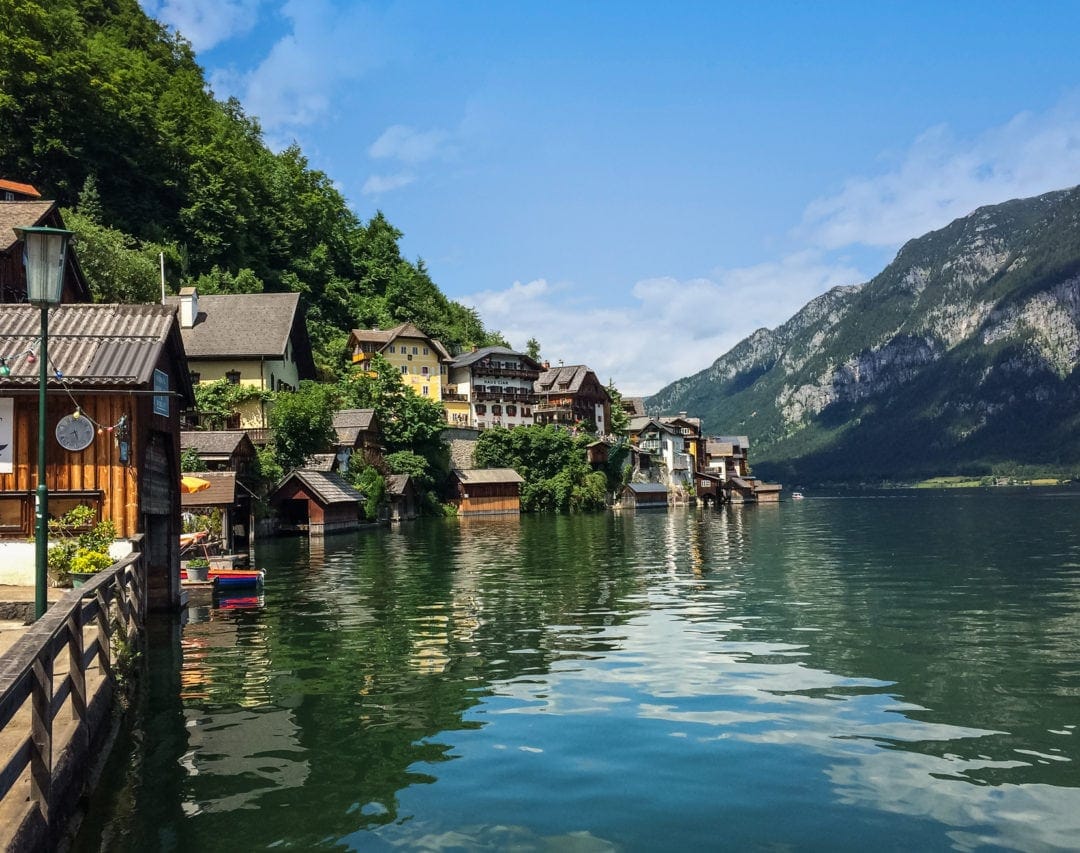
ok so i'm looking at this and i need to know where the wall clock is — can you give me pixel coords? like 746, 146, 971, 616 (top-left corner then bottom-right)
55, 414, 95, 452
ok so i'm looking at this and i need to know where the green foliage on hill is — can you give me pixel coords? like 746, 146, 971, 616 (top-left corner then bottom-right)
0, 0, 504, 376
648, 187, 1080, 484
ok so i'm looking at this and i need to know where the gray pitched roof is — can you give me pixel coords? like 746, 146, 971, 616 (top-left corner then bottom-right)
181, 430, 254, 459
180, 471, 240, 508
306, 453, 338, 472
450, 346, 542, 370
277, 469, 366, 505
0, 304, 190, 398
453, 467, 524, 485
535, 364, 593, 394
386, 473, 413, 495
165, 291, 304, 360
331, 408, 376, 445
0, 200, 56, 252
623, 397, 647, 417
625, 482, 669, 494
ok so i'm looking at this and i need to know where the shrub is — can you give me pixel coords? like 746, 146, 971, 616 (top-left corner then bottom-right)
70, 550, 114, 574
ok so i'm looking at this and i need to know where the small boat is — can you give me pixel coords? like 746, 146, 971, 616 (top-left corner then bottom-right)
211, 568, 265, 589
791, 492, 805, 500
181, 567, 265, 587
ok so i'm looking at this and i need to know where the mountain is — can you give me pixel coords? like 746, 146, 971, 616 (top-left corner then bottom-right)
647, 186, 1080, 484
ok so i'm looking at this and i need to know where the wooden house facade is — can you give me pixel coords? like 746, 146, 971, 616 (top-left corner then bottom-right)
533, 364, 611, 433
0, 303, 193, 609
385, 473, 419, 522
270, 469, 365, 536
449, 468, 524, 516
0, 195, 92, 305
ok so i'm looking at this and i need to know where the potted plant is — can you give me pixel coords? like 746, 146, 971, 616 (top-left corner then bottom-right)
68, 549, 114, 587
186, 557, 210, 583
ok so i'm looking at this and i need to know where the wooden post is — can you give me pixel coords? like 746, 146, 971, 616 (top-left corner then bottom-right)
29, 656, 53, 823
67, 610, 86, 724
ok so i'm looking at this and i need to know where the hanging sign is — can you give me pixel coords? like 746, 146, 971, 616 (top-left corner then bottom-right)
153, 369, 170, 416
0, 397, 12, 473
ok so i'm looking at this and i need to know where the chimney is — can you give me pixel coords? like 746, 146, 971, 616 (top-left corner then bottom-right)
542, 360, 550, 370
179, 286, 198, 329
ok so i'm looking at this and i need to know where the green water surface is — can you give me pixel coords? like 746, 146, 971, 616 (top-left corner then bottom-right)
77, 490, 1080, 851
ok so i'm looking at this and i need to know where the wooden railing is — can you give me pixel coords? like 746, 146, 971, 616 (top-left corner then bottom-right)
0, 551, 146, 851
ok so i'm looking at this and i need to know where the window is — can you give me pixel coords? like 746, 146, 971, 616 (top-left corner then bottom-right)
0, 495, 25, 533
388, 345, 395, 353
492, 405, 502, 416
475, 404, 486, 415
225, 370, 241, 385
507, 405, 517, 416
421, 366, 429, 375
400, 365, 408, 375
412, 346, 419, 355
422, 386, 429, 396
423, 346, 429, 355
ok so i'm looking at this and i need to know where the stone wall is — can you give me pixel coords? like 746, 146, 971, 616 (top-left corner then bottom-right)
442, 427, 480, 470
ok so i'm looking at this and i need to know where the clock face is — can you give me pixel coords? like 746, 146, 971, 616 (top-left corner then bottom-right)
55, 414, 95, 452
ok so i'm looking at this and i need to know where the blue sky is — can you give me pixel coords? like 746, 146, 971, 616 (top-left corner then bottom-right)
140, 1, 1080, 395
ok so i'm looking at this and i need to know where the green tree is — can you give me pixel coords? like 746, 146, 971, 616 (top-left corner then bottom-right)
474, 425, 607, 513
607, 380, 630, 434
526, 337, 541, 361
268, 381, 336, 472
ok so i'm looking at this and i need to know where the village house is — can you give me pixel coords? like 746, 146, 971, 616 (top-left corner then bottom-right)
444, 346, 542, 429
0, 303, 193, 609
331, 408, 381, 471
385, 473, 419, 522
180, 470, 256, 558
628, 417, 694, 488
167, 287, 316, 441
533, 363, 611, 433
347, 322, 452, 402
0, 186, 91, 305
448, 468, 525, 516
619, 481, 670, 509
180, 429, 257, 474
269, 469, 366, 536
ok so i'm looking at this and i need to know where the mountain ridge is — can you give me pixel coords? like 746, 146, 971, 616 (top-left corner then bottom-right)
647, 185, 1080, 483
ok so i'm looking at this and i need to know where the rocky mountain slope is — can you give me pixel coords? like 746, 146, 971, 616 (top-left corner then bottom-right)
647, 186, 1080, 483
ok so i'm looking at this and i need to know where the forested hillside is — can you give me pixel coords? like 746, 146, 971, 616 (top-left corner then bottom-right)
0, 0, 505, 377
648, 186, 1080, 485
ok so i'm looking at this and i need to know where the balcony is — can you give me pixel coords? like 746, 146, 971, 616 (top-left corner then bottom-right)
474, 364, 540, 380
443, 392, 469, 402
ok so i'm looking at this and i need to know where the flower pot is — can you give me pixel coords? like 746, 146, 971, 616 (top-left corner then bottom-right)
69, 572, 97, 589
186, 564, 210, 582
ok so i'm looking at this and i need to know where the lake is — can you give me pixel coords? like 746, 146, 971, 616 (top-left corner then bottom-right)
77, 489, 1080, 851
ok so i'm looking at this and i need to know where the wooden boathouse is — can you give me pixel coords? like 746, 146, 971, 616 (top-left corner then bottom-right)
449, 468, 524, 516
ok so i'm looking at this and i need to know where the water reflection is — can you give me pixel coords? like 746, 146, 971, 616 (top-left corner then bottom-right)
80, 493, 1080, 851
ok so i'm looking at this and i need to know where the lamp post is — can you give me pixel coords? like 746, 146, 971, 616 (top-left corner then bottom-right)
15, 225, 73, 621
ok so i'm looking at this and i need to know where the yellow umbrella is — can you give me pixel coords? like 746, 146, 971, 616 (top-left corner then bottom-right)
180, 475, 211, 494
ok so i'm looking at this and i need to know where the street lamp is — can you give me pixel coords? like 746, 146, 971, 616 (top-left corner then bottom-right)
15, 225, 73, 621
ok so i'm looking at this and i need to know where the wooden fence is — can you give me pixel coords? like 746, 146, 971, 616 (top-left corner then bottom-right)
0, 551, 146, 851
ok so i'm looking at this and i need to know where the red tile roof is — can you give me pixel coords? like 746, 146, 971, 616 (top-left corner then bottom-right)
0, 179, 41, 198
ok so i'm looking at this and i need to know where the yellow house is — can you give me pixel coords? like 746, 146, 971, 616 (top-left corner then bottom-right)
347, 323, 451, 402
168, 288, 316, 433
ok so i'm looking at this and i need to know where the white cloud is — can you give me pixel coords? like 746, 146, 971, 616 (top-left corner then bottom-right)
369, 125, 451, 165
801, 95, 1080, 250
140, 0, 263, 51
461, 252, 864, 397
208, 0, 393, 143
464, 95, 1080, 398
361, 172, 416, 196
